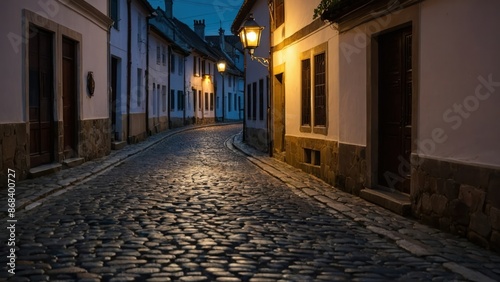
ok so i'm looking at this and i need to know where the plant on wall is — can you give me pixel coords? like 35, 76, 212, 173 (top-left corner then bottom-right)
313, 0, 340, 19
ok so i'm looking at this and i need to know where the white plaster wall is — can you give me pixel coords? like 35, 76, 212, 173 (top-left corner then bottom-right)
129, 2, 148, 114
419, 0, 500, 167
148, 33, 169, 120
273, 24, 339, 140
1, 0, 109, 122
170, 51, 185, 119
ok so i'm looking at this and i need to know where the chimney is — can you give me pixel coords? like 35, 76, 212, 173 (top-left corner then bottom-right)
194, 19, 205, 40
164, 0, 173, 18
219, 27, 226, 51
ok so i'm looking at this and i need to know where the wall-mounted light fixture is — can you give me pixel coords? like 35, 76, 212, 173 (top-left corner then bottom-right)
237, 14, 269, 67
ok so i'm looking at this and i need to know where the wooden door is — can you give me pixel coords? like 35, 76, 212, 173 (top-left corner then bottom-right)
111, 57, 118, 140
63, 37, 78, 158
378, 26, 412, 193
29, 26, 54, 168
273, 73, 285, 155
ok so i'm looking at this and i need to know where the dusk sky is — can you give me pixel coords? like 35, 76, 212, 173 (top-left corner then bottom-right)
148, 0, 244, 36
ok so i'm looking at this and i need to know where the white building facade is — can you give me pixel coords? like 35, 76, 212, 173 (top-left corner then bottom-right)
0, 0, 113, 183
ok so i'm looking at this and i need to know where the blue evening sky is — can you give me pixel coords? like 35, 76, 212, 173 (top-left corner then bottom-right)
148, 0, 244, 36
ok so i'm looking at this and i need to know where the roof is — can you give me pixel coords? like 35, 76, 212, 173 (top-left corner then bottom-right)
149, 9, 190, 55
231, 0, 256, 35
171, 18, 219, 60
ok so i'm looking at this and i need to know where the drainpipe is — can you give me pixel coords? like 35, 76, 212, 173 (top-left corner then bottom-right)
145, 19, 150, 136
126, 0, 132, 143
183, 56, 186, 125
167, 45, 172, 129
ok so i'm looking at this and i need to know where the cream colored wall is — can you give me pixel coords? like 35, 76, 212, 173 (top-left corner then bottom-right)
0, 0, 109, 122
272, 17, 339, 140
419, 0, 500, 167
338, 4, 419, 146
272, 0, 321, 45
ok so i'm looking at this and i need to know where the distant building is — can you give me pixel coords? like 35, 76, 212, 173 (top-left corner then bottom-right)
232, 0, 271, 152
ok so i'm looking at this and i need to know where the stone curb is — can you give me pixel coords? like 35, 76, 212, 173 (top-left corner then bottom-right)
1, 122, 241, 218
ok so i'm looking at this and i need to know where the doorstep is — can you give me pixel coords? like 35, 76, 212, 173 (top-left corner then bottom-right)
62, 157, 85, 168
29, 163, 63, 178
360, 187, 411, 216
111, 141, 127, 150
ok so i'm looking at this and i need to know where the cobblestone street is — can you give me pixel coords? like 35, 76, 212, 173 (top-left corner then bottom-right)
1, 124, 500, 281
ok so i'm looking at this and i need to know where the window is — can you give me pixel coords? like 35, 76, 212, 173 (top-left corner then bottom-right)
229, 75, 232, 87
210, 93, 214, 111
152, 83, 156, 115
234, 93, 237, 112
274, 0, 285, 28
178, 55, 183, 75
314, 53, 326, 126
137, 68, 142, 107
162, 86, 167, 112
228, 92, 232, 112
171, 54, 175, 73
162, 46, 166, 65
177, 90, 184, 110
137, 17, 142, 51
170, 90, 175, 110
259, 79, 264, 120
252, 82, 257, 120
110, 0, 119, 29
205, 92, 209, 110
301, 44, 328, 133
247, 84, 251, 119
156, 46, 161, 64
202, 59, 206, 75
198, 91, 202, 111
301, 59, 311, 126
193, 56, 198, 76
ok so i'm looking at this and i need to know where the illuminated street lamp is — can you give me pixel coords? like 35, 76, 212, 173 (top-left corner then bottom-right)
238, 14, 268, 67
217, 59, 226, 122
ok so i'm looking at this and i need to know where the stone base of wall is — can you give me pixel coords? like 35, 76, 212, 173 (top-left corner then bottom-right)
285, 136, 338, 186
0, 123, 29, 187
79, 119, 111, 161
246, 127, 268, 152
411, 155, 500, 251
337, 143, 367, 195
194, 117, 216, 125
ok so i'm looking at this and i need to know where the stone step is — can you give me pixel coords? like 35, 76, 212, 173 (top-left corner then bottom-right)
62, 157, 85, 168
360, 187, 411, 216
29, 163, 62, 178
111, 141, 127, 150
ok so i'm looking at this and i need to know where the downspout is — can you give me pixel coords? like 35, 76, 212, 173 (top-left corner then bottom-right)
167, 45, 172, 129
243, 51, 247, 141
268, 22, 273, 157
126, 0, 132, 143
183, 56, 186, 125
145, 19, 150, 136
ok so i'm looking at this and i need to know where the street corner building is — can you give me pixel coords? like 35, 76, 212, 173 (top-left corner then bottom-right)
0, 0, 113, 184
233, 0, 500, 250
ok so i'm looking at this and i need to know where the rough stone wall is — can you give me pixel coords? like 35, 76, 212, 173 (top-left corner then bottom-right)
79, 119, 111, 161
337, 143, 367, 195
246, 127, 268, 153
0, 123, 29, 187
411, 155, 500, 251
285, 136, 338, 186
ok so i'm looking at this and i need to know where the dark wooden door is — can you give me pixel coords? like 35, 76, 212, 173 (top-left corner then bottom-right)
111, 57, 118, 140
378, 26, 412, 193
29, 26, 54, 168
63, 37, 77, 158
273, 73, 285, 155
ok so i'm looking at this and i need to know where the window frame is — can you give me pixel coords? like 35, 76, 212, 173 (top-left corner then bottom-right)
299, 43, 328, 135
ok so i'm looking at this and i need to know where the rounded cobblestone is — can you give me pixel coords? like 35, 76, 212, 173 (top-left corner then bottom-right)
0, 125, 499, 281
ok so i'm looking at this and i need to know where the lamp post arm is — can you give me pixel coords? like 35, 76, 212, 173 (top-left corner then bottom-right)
251, 54, 269, 67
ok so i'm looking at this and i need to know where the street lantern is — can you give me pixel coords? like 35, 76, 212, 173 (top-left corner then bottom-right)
217, 60, 226, 73
217, 59, 227, 122
238, 14, 264, 55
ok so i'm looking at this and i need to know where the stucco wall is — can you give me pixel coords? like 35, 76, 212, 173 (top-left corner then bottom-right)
419, 0, 500, 168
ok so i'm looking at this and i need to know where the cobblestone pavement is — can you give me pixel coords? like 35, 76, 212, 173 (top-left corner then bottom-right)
1, 124, 500, 281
